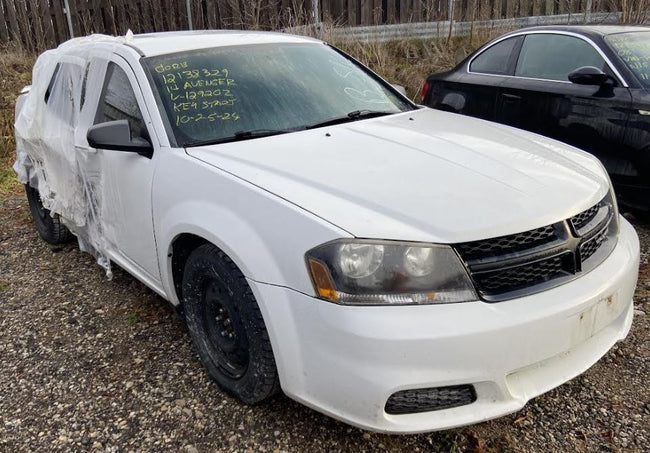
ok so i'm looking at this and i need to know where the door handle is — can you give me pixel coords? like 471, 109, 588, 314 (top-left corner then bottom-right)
501, 93, 522, 101
75, 145, 96, 154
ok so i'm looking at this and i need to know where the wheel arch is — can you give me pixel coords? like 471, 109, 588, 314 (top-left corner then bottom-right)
158, 208, 289, 307
170, 232, 209, 308
155, 190, 347, 307
163, 223, 272, 308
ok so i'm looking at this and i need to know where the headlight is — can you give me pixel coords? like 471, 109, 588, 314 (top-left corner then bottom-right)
338, 243, 384, 278
306, 240, 477, 305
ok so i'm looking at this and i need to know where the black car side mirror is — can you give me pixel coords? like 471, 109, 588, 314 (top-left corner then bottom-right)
87, 120, 153, 157
568, 66, 610, 86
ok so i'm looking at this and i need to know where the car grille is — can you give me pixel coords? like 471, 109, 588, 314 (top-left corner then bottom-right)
579, 226, 609, 262
474, 253, 571, 294
454, 193, 618, 302
571, 203, 600, 231
385, 385, 477, 415
456, 224, 556, 259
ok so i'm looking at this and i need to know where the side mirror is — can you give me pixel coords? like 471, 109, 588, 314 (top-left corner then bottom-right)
391, 84, 408, 97
87, 120, 153, 157
568, 66, 609, 86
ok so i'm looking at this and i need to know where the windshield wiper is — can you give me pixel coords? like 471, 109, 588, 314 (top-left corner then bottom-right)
306, 110, 395, 129
184, 111, 394, 147
185, 128, 304, 148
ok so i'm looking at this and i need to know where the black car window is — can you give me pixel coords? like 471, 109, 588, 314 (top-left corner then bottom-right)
515, 34, 606, 81
80, 62, 91, 110
95, 62, 146, 139
469, 36, 522, 75
44, 63, 61, 104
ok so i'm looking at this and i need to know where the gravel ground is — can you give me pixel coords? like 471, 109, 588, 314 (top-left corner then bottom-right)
1, 196, 648, 453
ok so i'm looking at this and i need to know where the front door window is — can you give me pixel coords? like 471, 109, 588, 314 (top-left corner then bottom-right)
515, 34, 608, 82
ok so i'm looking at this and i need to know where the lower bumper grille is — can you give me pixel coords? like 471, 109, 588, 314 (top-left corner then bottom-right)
454, 193, 618, 301
385, 385, 477, 415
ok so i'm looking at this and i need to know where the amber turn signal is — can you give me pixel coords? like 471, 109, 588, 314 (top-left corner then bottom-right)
308, 258, 339, 301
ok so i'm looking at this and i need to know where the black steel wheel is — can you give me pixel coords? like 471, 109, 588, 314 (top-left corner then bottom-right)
24, 184, 74, 245
182, 244, 280, 403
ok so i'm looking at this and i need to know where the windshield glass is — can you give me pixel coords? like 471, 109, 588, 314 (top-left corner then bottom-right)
143, 43, 413, 147
606, 32, 650, 88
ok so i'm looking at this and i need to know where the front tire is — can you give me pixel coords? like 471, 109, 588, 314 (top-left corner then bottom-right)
24, 184, 74, 245
182, 244, 280, 404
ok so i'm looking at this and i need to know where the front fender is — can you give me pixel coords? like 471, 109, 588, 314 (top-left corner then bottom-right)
153, 148, 349, 305
157, 201, 283, 305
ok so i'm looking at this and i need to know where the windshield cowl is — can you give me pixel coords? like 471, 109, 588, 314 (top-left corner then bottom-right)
305, 110, 396, 130
185, 127, 305, 147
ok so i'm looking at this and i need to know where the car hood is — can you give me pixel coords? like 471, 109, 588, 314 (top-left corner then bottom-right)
186, 109, 609, 243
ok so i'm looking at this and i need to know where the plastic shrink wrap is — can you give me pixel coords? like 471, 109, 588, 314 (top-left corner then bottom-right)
14, 35, 127, 277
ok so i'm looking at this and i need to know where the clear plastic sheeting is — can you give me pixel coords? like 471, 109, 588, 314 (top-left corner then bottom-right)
14, 34, 125, 277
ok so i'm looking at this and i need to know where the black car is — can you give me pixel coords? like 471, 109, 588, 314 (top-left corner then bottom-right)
422, 25, 650, 214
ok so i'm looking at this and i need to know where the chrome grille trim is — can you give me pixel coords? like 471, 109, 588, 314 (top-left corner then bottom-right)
454, 193, 618, 302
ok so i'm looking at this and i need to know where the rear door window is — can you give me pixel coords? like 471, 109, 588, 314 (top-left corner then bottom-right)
469, 36, 523, 75
43, 61, 84, 124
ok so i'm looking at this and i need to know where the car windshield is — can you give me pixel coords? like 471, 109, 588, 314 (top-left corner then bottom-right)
142, 43, 413, 147
605, 31, 650, 88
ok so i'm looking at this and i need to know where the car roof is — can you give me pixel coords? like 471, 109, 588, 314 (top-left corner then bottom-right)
53, 30, 322, 58
129, 30, 322, 56
506, 24, 650, 39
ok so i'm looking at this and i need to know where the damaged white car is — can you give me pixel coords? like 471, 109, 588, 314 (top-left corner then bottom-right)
14, 31, 639, 433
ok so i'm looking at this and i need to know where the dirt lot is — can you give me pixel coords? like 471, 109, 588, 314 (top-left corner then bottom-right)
0, 196, 648, 453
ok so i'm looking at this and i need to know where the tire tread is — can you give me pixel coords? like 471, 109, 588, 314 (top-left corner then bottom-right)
182, 244, 280, 404
24, 184, 74, 245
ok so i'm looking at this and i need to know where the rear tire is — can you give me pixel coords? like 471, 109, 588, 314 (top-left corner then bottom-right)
182, 244, 280, 404
24, 184, 74, 245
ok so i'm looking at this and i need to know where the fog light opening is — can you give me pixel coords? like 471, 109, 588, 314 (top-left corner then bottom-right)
385, 384, 477, 415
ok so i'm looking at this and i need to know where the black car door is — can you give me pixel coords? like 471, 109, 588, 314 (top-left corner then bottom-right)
605, 31, 650, 211
496, 33, 632, 168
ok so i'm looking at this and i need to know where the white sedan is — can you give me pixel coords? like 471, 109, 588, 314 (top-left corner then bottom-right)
14, 30, 639, 433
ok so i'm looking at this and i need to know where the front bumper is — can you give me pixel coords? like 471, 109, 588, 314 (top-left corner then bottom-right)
249, 217, 639, 433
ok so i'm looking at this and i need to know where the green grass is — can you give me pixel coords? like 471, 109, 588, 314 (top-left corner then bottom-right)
0, 282, 9, 291
0, 158, 17, 199
125, 310, 141, 326
0, 46, 34, 202
0, 159, 14, 185
0, 155, 19, 203
434, 431, 465, 453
